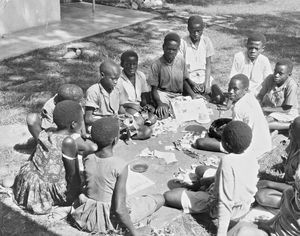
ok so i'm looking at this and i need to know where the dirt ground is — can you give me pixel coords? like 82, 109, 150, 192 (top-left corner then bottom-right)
0, 0, 299, 235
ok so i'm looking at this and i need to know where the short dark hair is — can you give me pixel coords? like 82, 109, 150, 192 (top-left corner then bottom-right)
164, 32, 181, 46
53, 100, 82, 129
120, 50, 138, 67
247, 32, 266, 45
188, 15, 204, 29
230, 74, 249, 89
91, 117, 120, 148
221, 120, 252, 154
57, 84, 83, 102
276, 59, 293, 74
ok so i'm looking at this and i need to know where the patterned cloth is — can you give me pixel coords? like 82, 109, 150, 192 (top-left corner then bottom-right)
13, 130, 69, 214
258, 76, 298, 122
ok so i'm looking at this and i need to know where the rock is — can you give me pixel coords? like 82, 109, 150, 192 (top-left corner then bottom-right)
142, 0, 164, 8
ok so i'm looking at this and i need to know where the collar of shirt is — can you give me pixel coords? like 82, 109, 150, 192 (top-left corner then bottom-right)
271, 76, 292, 92
160, 55, 177, 66
98, 82, 110, 98
184, 35, 201, 50
243, 50, 262, 65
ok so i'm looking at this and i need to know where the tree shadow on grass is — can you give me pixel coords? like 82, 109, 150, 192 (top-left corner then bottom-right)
166, 0, 266, 7
210, 12, 300, 64
0, 200, 59, 236
0, 17, 185, 115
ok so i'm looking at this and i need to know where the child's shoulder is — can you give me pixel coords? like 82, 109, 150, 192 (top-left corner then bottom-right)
286, 77, 298, 88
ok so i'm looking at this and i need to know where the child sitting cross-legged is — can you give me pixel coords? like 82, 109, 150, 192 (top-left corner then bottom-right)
257, 59, 298, 131
164, 120, 259, 236
255, 116, 300, 209
13, 100, 97, 215
117, 50, 157, 139
70, 117, 165, 235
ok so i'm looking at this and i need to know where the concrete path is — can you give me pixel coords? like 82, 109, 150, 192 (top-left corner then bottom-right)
0, 2, 156, 61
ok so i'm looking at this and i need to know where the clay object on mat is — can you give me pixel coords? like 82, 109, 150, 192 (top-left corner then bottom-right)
131, 163, 149, 173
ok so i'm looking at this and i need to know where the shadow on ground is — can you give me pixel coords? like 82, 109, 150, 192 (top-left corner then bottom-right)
0, 200, 59, 236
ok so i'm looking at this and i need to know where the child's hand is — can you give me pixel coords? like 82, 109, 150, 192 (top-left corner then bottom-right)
143, 104, 155, 113
156, 103, 169, 119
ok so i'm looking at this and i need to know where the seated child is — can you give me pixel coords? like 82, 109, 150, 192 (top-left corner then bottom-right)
26, 83, 84, 140
70, 117, 165, 235
117, 50, 157, 129
84, 59, 121, 128
180, 15, 215, 95
255, 116, 300, 209
148, 32, 197, 119
164, 120, 259, 236
228, 162, 300, 236
194, 74, 271, 159
229, 32, 272, 95
13, 100, 96, 214
257, 59, 298, 130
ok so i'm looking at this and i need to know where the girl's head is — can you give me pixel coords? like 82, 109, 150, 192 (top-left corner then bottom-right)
221, 120, 252, 154
120, 50, 138, 78
53, 100, 83, 132
91, 117, 120, 149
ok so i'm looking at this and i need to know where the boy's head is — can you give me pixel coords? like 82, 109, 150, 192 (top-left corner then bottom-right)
246, 32, 266, 61
56, 84, 83, 103
188, 15, 204, 43
221, 120, 252, 154
163, 32, 181, 63
120, 50, 138, 78
99, 59, 121, 93
228, 74, 249, 103
53, 100, 83, 131
91, 117, 120, 149
273, 59, 293, 86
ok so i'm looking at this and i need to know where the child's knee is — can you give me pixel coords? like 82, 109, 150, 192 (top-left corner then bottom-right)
26, 113, 40, 126
163, 189, 183, 209
255, 190, 268, 205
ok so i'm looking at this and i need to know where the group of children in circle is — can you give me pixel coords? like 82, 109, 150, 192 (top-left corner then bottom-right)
10, 14, 300, 236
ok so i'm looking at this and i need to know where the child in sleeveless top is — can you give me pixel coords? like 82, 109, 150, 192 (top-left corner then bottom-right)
70, 117, 164, 235
13, 100, 96, 214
